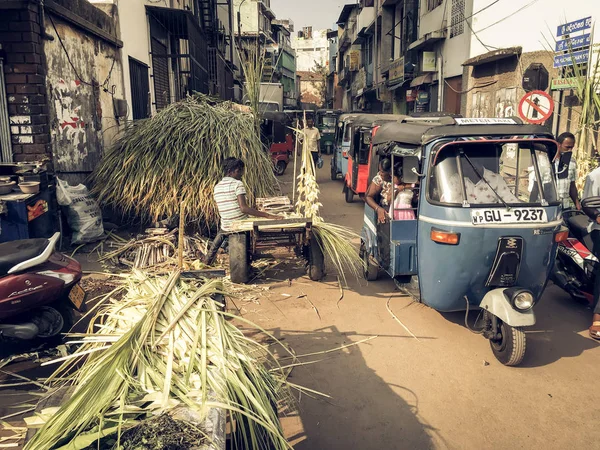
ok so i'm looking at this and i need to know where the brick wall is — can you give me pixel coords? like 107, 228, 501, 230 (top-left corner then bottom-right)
0, 2, 52, 163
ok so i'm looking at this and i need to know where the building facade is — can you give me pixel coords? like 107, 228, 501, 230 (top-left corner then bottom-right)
92, 0, 238, 119
292, 28, 330, 73
0, 0, 125, 184
271, 20, 297, 108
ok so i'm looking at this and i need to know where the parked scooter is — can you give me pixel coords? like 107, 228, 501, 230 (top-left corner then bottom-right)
0, 233, 85, 341
552, 197, 600, 306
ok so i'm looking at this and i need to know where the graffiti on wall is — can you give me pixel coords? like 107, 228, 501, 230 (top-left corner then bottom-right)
53, 78, 86, 149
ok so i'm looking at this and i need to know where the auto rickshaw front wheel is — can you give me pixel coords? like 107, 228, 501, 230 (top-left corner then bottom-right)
489, 320, 526, 366
344, 185, 354, 203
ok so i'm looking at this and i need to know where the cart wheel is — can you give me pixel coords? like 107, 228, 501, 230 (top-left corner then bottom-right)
344, 185, 354, 203
361, 243, 379, 281
274, 161, 287, 176
229, 233, 249, 284
489, 321, 526, 366
307, 237, 325, 281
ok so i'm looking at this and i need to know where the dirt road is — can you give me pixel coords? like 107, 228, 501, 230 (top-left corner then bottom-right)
249, 155, 600, 449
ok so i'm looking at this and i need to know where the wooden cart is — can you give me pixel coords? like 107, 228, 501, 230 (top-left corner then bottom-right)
229, 217, 324, 284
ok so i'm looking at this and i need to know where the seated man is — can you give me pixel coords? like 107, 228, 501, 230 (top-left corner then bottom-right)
204, 158, 281, 266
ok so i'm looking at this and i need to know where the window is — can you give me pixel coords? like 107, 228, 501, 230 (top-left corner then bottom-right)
427, 0, 443, 12
450, 0, 465, 38
129, 58, 150, 120
428, 142, 557, 206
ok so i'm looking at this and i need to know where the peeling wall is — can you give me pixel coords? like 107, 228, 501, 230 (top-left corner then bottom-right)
44, 15, 124, 182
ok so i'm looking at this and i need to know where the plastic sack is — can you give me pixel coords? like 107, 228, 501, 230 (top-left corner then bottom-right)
317, 156, 324, 169
56, 178, 104, 244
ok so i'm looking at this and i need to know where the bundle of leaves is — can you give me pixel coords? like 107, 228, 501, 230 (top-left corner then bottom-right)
91, 94, 277, 228
25, 271, 294, 450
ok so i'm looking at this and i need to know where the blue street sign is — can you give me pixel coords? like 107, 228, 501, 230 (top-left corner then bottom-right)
555, 33, 591, 52
553, 49, 589, 68
556, 16, 592, 37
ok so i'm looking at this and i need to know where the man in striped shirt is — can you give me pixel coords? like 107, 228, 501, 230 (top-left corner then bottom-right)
204, 158, 280, 266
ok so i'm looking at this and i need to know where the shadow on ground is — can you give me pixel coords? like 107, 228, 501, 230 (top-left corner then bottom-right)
263, 325, 437, 450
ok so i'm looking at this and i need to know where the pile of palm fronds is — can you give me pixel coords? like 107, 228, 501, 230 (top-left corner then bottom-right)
99, 230, 208, 270
91, 94, 277, 228
24, 272, 294, 450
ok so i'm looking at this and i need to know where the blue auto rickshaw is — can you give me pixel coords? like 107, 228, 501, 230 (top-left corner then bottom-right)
361, 116, 566, 366
316, 109, 341, 155
330, 113, 358, 181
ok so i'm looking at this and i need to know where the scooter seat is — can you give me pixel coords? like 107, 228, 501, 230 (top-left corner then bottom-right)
566, 214, 594, 251
0, 238, 49, 276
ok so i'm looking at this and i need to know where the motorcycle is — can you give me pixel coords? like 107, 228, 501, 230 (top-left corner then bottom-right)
0, 233, 85, 341
552, 197, 600, 306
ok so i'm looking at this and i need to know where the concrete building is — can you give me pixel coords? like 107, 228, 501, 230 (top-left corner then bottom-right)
292, 27, 330, 72
233, 0, 275, 43
297, 70, 324, 107
336, 4, 361, 112
0, 0, 125, 183
271, 20, 297, 108
91, 0, 238, 119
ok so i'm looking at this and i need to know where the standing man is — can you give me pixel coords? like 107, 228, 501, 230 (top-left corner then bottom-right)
582, 164, 600, 340
303, 118, 321, 167
204, 158, 280, 266
554, 132, 581, 210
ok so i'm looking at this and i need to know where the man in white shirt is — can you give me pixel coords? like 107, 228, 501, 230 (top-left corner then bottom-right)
204, 158, 281, 266
582, 166, 600, 339
303, 118, 321, 167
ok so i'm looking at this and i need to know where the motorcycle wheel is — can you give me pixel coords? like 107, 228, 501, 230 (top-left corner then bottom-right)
274, 161, 287, 176
489, 320, 526, 366
30, 306, 66, 338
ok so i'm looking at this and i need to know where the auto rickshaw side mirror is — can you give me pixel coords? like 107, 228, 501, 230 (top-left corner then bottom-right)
402, 156, 421, 184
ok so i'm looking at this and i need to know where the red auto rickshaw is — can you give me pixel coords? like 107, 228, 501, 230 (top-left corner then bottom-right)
343, 114, 403, 203
260, 112, 294, 176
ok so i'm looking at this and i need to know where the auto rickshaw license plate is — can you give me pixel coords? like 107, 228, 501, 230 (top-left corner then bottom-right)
471, 208, 548, 225
68, 284, 86, 310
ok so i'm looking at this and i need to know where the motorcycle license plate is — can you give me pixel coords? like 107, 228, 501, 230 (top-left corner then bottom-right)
68, 284, 86, 310
471, 208, 548, 225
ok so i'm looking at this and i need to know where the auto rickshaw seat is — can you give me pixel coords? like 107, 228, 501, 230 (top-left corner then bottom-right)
566, 214, 594, 251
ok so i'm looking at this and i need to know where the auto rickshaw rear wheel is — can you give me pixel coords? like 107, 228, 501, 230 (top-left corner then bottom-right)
489, 320, 526, 366
274, 161, 287, 176
360, 242, 379, 281
306, 237, 325, 281
229, 232, 250, 284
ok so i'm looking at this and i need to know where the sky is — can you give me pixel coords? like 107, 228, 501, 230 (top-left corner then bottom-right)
270, 0, 351, 33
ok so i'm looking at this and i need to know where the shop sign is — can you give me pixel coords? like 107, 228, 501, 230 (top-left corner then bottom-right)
349, 51, 360, 71
389, 56, 405, 84
417, 91, 429, 104
422, 52, 436, 72
551, 77, 578, 90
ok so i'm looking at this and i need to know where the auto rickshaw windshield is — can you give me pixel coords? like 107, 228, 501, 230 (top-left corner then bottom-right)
322, 117, 337, 127
428, 141, 558, 206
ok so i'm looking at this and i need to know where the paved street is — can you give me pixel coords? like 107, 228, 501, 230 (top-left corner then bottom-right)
246, 155, 600, 450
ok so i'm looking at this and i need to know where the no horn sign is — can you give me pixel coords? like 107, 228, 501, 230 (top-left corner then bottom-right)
518, 90, 554, 124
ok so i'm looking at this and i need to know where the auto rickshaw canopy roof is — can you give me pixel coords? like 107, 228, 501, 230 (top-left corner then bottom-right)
372, 117, 554, 146
339, 113, 407, 128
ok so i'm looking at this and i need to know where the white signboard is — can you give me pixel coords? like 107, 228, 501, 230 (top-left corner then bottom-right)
455, 118, 517, 125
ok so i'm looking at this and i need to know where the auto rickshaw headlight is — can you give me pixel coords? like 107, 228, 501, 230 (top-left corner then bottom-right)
508, 289, 535, 311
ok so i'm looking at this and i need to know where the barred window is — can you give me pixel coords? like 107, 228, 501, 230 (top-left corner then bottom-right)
450, 0, 465, 38
427, 0, 443, 12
